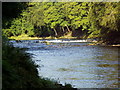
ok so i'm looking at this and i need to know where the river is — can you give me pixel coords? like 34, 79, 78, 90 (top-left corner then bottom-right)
10, 39, 120, 88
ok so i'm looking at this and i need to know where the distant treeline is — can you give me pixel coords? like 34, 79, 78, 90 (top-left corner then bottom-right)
2, 2, 120, 44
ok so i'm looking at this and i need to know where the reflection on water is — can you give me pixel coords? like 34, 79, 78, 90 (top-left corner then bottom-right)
11, 40, 120, 88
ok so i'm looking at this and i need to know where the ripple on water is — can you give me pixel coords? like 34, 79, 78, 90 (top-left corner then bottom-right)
12, 40, 119, 88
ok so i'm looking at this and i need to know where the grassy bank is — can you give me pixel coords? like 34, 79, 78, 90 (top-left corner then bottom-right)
8, 34, 78, 40
2, 36, 73, 89
8, 34, 120, 47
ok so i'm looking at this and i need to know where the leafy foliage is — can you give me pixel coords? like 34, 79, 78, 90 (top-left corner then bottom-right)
88, 2, 120, 44
2, 2, 120, 44
2, 2, 27, 29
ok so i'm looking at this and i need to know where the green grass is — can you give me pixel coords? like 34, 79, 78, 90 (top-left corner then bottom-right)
8, 34, 78, 40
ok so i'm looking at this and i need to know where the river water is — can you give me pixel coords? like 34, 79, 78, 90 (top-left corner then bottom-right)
10, 39, 120, 88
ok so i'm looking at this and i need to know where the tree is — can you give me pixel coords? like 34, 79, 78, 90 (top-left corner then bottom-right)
2, 2, 27, 29
88, 2, 120, 44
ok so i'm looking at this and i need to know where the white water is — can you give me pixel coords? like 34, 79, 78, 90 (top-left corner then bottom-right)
39, 39, 89, 43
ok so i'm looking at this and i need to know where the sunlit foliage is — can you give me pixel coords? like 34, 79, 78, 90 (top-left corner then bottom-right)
2, 2, 120, 44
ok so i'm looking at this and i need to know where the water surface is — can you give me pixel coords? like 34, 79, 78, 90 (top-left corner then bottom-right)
11, 39, 119, 88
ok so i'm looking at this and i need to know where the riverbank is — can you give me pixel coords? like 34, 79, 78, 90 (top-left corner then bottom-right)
88, 43, 120, 47
8, 35, 120, 47
2, 36, 73, 89
8, 34, 77, 40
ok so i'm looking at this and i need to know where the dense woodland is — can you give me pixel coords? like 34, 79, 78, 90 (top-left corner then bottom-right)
2, 2, 120, 44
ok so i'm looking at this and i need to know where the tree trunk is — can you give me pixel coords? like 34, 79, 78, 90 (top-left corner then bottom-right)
40, 26, 42, 30
66, 25, 70, 32
53, 28, 58, 36
62, 27, 65, 32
